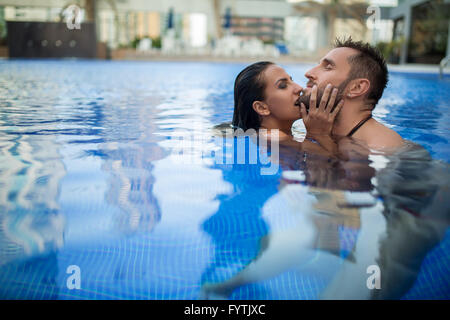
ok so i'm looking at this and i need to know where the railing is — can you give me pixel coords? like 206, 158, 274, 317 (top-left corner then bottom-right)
439, 55, 450, 79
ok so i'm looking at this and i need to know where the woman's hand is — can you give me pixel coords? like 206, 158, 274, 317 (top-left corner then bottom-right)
300, 84, 343, 136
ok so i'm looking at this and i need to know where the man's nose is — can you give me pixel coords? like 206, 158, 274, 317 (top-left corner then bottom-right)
305, 68, 316, 81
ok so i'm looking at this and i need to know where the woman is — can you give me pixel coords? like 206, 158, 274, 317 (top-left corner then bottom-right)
231, 61, 343, 143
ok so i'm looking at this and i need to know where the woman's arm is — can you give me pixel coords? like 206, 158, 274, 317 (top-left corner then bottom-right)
300, 84, 343, 156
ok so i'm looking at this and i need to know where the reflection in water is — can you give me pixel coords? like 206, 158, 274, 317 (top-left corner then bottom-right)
0, 119, 66, 298
370, 144, 450, 299
102, 142, 162, 234
0, 133, 65, 266
200, 162, 272, 287
202, 136, 450, 299
0, 63, 166, 297
321, 142, 450, 299
99, 100, 164, 234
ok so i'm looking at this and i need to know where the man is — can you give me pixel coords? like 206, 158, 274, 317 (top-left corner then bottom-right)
298, 37, 404, 151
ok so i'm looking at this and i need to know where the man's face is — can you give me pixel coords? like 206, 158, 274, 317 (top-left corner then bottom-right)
298, 47, 358, 109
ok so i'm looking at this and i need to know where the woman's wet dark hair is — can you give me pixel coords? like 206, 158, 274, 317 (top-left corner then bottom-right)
232, 61, 274, 131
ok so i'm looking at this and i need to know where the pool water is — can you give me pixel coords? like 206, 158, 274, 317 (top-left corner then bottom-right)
0, 60, 449, 299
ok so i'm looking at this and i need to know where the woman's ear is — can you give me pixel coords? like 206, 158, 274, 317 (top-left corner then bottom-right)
252, 101, 270, 116
346, 78, 370, 99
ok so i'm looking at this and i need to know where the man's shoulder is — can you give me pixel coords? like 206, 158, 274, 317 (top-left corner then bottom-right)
365, 120, 404, 150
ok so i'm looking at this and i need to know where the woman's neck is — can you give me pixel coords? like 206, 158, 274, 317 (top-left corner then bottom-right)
260, 118, 293, 137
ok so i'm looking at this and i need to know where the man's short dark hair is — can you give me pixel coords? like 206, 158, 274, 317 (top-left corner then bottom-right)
334, 37, 388, 109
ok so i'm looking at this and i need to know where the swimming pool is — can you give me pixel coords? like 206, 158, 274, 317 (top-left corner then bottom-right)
0, 60, 449, 299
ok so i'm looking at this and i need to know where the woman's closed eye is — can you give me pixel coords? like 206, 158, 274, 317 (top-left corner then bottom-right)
277, 77, 293, 89
278, 81, 288, 89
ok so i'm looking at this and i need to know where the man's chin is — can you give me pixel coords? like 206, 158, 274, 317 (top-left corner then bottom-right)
296, 94, 311, 110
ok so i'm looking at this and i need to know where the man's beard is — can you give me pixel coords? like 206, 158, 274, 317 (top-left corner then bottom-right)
296, 80, 349, 112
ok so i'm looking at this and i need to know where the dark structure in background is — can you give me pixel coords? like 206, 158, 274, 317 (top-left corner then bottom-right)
7, 21, 96, 58
408, 0, 450, 64
382, 0, 450, 65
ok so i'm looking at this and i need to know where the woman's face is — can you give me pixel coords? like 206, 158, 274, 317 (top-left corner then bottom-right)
262, 65, 303, 121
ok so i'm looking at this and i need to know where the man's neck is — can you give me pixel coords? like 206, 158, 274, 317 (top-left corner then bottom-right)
332, 100, 372, 137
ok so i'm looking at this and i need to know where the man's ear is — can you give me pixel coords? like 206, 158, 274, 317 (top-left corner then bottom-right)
346, 79, 370, 99
252, 101, 270, 116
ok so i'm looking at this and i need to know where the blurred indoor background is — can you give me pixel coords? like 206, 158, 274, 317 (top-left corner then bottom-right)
0, 0, 448, 64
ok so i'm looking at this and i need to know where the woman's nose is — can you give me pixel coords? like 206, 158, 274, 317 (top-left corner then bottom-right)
293, 83, 303, 95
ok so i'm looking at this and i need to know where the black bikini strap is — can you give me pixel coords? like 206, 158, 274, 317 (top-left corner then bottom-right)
347, 115, 372, 137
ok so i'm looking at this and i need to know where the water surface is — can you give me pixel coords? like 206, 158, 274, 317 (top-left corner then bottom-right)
0, 60, 449, 299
